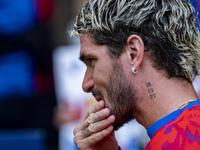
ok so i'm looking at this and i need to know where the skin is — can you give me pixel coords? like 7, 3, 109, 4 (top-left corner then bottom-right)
73, 34, 119, 150
79, 33, 142, 131
73, 33, 199, 150
73, 33, 144, 150
73, 100, 118, 150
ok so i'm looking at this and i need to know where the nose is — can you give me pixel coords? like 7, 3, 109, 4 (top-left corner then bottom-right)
82, 68, 95, 93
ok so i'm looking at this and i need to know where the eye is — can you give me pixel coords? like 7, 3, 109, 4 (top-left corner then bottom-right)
86, 58, 95, 67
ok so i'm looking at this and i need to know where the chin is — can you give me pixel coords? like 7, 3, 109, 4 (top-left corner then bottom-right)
113, 117, 135, 131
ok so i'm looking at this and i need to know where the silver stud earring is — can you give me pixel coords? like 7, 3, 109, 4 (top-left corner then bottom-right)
132, 67, 138, 74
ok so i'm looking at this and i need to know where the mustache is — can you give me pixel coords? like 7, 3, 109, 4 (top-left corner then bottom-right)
92, 88, 109, 109
92, 88, 104, 99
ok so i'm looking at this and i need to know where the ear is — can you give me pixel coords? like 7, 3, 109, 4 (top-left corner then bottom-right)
125, 34, 144, 71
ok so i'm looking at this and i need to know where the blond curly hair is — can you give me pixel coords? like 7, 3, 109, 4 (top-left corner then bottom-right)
71, 0, 200, 82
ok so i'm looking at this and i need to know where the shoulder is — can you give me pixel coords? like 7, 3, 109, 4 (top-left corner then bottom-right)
146, 105, 200, 149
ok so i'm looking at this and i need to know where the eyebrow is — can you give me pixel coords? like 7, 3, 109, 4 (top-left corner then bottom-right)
79, 53, 93, 63
79, 54, 86, 62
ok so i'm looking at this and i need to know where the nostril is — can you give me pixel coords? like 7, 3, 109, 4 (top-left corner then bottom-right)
87, 87, 93, 93
82, 82, 93, 93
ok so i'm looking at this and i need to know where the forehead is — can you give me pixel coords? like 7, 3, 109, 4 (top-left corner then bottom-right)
79, 34, 108, 57
80, 34, 95, 50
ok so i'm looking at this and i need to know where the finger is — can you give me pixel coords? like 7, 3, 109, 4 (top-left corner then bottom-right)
78, 100, 105, 130
75, 115, 115, 140
80, 100, 105, 124
89, 115, 115, 133
75, 125, 114, 149
80, 108, 110, 132
80, 108, 110, 133
73, 100, 105, 135
87, 108, 110, 124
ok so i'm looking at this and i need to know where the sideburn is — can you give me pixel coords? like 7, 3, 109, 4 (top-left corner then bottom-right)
106, 61, 137, 130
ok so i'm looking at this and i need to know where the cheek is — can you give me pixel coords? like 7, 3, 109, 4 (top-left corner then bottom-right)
93, 63, 111, 85
93, 69, 105, 87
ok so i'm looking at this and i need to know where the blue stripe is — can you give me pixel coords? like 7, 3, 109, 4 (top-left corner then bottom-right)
147, 99, 200, 139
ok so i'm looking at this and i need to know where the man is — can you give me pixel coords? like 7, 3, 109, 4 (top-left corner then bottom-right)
71, 0, 200, 149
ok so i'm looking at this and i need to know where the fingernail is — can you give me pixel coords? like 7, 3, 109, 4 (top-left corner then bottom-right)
108, 115, 115, 121
103, 108, 108, 114
98, 100, 104, 107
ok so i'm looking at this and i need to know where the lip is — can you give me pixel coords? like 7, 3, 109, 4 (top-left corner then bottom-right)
94, 96, 102, 102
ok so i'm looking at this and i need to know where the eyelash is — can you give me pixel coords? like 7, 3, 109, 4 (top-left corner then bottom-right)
86, 58, 95, 66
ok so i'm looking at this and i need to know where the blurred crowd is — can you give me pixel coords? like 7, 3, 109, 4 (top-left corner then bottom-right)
0, 0, 199, 150
0, 0, 84, 150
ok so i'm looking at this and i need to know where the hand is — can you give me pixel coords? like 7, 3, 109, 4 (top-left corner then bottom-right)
73, 100, 118, 150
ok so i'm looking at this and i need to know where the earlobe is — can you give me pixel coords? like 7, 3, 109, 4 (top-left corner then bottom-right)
132, 67, 138, 74
126, 35, 144, 71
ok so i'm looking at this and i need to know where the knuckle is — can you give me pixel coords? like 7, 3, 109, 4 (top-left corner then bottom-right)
88, 107, 94, 116
73, 136, 78, 143
88, 124, 95, 132
76, 140, 87, 149
74, 137, 85, 149
73, 126, 79, 135
74, 136, 82, 149
86, 118, 91, 125
87, 113, 94, 123
75, 142, 81, 149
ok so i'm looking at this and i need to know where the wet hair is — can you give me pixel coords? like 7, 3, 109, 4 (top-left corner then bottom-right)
71, 0, 200, 82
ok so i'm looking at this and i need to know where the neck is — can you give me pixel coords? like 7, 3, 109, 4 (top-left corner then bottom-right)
133, 71, 198, 129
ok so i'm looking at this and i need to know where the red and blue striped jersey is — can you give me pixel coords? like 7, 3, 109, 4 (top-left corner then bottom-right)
146, 99, 200, 150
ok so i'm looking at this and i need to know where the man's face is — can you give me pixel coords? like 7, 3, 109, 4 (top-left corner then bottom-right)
80, 34, 137, 130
